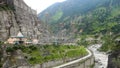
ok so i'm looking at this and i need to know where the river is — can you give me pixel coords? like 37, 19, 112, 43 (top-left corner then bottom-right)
88, 44, 108, 68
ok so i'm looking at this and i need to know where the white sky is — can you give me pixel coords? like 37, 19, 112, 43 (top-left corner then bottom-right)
23, 0, 66, 14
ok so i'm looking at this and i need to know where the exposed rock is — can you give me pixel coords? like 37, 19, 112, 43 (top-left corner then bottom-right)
107, 41, 120, 68
107, 50, 120, 68
0, 0, 51, 43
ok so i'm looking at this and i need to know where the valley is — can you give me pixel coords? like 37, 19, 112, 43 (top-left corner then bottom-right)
0, 0, 120, 68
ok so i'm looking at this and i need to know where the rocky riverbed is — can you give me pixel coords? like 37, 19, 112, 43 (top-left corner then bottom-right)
89, 44, 108, 68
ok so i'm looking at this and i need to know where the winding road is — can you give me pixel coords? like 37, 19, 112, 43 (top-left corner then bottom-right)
54, 44, 108, 68
53, 48, 92, 68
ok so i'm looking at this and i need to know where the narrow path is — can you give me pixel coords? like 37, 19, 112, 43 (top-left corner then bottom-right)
88, 44, 108, 68
53, 48, 92, 68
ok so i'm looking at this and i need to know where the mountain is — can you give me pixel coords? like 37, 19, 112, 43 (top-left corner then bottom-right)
0, 0, 51, 43
39, 0, 120, 67
39, 0, 120, 36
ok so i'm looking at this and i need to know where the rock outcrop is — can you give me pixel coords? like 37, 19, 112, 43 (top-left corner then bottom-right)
107, 41, 120, 68
0, 0, 51, 43
107, 50, 120, 68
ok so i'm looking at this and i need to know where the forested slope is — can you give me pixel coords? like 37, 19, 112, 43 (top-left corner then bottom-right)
39, 0, 120, 35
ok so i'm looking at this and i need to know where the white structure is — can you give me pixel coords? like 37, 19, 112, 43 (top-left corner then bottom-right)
17, 31, 24, 38
7, 31, 25, 44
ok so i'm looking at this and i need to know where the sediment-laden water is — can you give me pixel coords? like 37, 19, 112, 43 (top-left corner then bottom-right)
89, 44, 108, 68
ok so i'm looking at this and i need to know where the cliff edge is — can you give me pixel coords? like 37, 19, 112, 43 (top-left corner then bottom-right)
0, 0, 51, 43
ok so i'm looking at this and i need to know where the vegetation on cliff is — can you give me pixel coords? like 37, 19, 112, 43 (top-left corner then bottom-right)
13, 45, 87, 64
39, 0, 120, 67
0, 5, 13, 11
39, 0, 120, 35
5, 45, 88, 65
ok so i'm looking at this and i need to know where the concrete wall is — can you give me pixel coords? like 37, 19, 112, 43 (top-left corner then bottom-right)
17, 55, 94, 68
61, 56, 94, 68
14, 49, 94, 68
16, 49, 94, 68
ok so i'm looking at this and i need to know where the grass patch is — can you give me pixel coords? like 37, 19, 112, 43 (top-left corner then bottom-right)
7, 45, 88, 65
0, 5, 14, 11
5, 44, 88, 65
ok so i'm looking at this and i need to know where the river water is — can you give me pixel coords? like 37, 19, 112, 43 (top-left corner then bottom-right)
88, 44, 108, 68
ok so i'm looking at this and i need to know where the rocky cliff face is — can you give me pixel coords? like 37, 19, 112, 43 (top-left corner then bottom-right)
0, 0, 51, 43
107, 41, 120, 68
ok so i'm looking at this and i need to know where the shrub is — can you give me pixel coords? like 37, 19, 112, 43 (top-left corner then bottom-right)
6, 47, 15, 52
24, 56, 28, 59
0, 63, 2, 68
29, 57, 36, 61
28, 46, 37, 51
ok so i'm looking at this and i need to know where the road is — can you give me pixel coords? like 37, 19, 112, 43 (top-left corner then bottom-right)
54, 44, 108, 68
88, 44, 108, 68
53, 48, 92, 68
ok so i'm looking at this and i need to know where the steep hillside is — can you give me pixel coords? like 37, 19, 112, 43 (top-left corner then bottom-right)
0, 0, 52, 43
39, 0, 120, 36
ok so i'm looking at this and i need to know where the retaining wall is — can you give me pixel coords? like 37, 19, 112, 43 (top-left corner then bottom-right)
17, 49, 94, 68
53, 49, 94, 68
61, 56, 94, 68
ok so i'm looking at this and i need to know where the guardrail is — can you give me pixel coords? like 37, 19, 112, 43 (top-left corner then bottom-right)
53, 49, 94, 68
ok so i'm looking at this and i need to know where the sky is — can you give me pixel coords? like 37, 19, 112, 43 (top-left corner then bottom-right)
23, 0, 66, 14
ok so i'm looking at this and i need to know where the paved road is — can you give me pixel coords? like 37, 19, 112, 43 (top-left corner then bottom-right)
88, 44, 108, 68
53, 48, 92, 68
